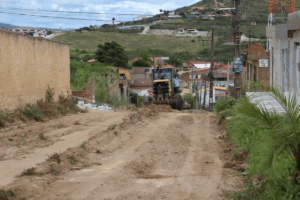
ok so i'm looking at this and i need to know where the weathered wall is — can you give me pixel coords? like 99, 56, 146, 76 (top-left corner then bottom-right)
72, 77, 95, 102
0, 29, 70, 111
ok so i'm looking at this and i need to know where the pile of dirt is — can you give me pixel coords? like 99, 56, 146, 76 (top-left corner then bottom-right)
115, 105, 137, 112
23, 148, 91, 177
145, 104, 174, 113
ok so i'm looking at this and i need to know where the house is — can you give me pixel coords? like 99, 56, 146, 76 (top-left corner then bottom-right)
202, 14, 215, 20
7, 28, 14, 31
217, 8, 235, 14
191, 7, 205, 12
14, 28, 22, 33
22, 28, 29, 34
241, 43, 270, 91
266, 10, 300, 96
186, 15, 197, 18
187, 29, 198, 33
87, 59, 98, 64
134, 15, 148, 21
222, 14, 233, 18
169, 11, 175, 16
168, 15, 182, 19
160, 15, 167, 19
178, 28, 185, 33
30, 28, 37, 33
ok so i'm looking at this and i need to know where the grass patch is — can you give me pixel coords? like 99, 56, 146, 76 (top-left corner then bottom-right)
68, 156, 77, 165
80, 141, 87, 150
106, 93, 131, 108
38, 133, 47, 140
108, 124, 117, 130
20, 167, 35, 176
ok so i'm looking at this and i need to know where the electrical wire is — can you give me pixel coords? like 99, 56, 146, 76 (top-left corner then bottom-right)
0, 7, 155, 16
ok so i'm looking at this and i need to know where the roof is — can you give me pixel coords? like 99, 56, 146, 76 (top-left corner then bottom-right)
132, 67, 150, 74
23, 28, 29, 30
193, 63, 211, 69
160, 64, 179, 70
198, 86, 226, 93
214, 86, 227, 91
191, 7, 205, 10
15, 28, 21, 30
186, 15, 197, 18
131, 80, 152, 86
218, 8, 235, 11
30, 28, 36, 30
87, 59, 98, 63
8, 28, 14, 31
222, 14, 233, 17
246, 92, 286, 114
178, 28, 184, 31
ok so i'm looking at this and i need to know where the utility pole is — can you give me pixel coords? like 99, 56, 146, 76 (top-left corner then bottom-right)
209, 27, 214, 111
203, 75, 207, 110
227, 61, 230, 90
233, 0, 242, 99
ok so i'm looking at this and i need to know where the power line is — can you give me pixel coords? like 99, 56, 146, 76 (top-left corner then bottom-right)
0, 11, 128, 22
0, 7, 155, 16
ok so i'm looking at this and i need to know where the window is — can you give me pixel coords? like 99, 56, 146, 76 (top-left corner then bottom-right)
119, 73, 125, 77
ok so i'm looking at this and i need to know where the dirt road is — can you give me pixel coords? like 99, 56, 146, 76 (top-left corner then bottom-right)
0, 105, 242, 199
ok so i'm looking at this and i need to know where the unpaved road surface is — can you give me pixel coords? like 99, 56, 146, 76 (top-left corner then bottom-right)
0, 105, 242, 199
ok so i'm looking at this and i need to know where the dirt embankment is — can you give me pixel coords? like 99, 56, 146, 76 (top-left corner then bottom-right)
0, 105, 243, 200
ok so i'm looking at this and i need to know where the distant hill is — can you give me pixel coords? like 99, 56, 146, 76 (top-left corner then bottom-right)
0, 23, 17, 29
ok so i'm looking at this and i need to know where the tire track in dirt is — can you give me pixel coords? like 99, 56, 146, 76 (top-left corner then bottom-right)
0, 110, 129, 186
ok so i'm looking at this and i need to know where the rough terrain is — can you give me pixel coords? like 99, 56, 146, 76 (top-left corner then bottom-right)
0, 105, 243, 199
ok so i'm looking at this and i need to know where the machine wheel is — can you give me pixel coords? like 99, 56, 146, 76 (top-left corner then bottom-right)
175, 94, 183, 110
144, 95, 150, 102
129, 93, 138, 107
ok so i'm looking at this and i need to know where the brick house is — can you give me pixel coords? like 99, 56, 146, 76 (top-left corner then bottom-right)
241, 43, 270, 90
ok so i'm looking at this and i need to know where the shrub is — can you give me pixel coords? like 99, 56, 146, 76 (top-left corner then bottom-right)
22, 104, 44, 122
214, 97, 235, 113
183, 93, 195, 109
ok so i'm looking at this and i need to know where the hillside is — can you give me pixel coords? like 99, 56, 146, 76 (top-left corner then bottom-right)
53, 31, 212, 61
0, 23, 17, 29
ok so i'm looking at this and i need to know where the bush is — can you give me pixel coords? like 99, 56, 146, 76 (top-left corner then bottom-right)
22, 104, 44, 122
214, 97, 235, 113
183, 93, 195, 109
106, 93, 131, 108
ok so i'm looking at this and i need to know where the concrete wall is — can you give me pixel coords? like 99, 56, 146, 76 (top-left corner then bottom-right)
0, 29, 70, 111
269, 30, 300, 94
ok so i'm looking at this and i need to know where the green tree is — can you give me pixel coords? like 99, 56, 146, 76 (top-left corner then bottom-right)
165, 57, 183, 68
132, 52, 154, 67
47, 31, 53, 35
95, 41, 129, 68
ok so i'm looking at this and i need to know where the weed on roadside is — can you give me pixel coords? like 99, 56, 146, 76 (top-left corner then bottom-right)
108, 124, 117, 130
68, 156, 77, 165
80, 141, 87, 150
22, 104, 44, 122
20, 167, 35, 177
49, 167, 59, 175
38, 133, 47, 140
96, 149, 102, 154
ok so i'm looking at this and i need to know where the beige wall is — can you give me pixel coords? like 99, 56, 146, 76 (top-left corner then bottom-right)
0, 30, 71, 111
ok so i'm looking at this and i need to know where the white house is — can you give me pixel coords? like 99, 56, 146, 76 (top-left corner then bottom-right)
178, 28, 184, 33
266, 10, 300, 97
134, 15, 148, 21
191, 63, 211, 70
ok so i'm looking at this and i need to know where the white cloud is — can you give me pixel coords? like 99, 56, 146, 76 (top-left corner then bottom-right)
0, 0, 200, 28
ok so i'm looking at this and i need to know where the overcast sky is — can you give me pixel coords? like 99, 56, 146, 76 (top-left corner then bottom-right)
0, 0, 199, 29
